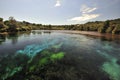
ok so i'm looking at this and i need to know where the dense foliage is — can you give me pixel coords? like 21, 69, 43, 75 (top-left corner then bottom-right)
0, 17, 32, 32
72, 19, 120, 34
0, 17, 120, 34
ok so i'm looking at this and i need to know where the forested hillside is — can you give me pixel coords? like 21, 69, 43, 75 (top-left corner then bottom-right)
0, 17, 120, 34
73, 18, 120, 34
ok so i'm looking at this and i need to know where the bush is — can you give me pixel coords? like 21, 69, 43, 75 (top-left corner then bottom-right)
0, 18, 3, 22
112, 24, 120, 34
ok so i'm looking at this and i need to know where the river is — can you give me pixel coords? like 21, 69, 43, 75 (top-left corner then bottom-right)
0, 30, 120, 80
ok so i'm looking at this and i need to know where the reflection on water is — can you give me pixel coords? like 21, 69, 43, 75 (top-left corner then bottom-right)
0, 34, 6, 45
0, 30, 120, 80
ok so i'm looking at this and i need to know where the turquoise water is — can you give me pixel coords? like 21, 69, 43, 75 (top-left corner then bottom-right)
0, 30, 120, 80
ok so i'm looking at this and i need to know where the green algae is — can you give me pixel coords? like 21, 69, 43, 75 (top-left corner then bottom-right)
103, 42, 113, 49
27, 51, 65, 74
50, 52, 64, 61
29, 65, 36, 72
2, 67, 22, 80
102, 59, 120, 80
97, 50, 120, 80
9, 67, 22, 76
52, 42, 63, 49
0, 53, 30, 80
16, 37, 60, 58
41, 50, 50, 55
38, 51, 64, 66
39, 58, 48, 66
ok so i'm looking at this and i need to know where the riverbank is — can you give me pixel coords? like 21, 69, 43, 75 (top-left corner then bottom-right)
55, 30, 120, 40
1, 30, 120, 40
0, 32, 8, 35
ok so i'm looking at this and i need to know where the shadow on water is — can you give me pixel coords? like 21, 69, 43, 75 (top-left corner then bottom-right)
84, 34, 120, 44
0, 34, 6, 45
0, 32, 31, 45
7, 33, 19, 45
32, 30, 52, 35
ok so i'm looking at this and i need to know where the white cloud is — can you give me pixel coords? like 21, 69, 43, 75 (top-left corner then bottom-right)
68, 5, 100, 22
80, 5, 97, 14
55, 0, 61, 7
69, 14, 100, 22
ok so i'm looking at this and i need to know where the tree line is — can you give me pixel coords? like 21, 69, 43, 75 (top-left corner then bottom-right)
0, 17, 33, 32
0, 17, 120, 34
73, 19, 120, 34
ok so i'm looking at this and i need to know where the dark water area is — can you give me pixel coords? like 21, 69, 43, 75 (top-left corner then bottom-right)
0, 30, 120, 80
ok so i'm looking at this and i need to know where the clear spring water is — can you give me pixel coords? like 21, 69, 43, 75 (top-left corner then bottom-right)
0, 30, 120, 80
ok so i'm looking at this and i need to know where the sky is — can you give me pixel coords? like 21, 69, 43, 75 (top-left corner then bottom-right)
0, 0, 120, 25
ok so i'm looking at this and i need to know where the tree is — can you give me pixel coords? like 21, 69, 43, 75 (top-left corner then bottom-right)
7, 17, 20, 31
0, 17, 8, 32
98, 21, 109, 33
112, 24, 120, 34
0, 18, 3, 22
106, 25, 114, 33
9, 16, 15, 21
48, 24, 52, 30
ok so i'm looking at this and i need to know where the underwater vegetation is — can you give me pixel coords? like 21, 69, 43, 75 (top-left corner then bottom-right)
50, 52, 64, 62
0, 40, 65, 80
97, 50, 120, 80
0, 48, 109, 80
0, 54, 30, 80
17, 40, 58, 57
3, 50, 66, 80
52, 42, 63, 49
0, 31, 120, 80
0, 44, 109, 80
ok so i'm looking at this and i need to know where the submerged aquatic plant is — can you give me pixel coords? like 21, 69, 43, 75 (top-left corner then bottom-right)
16, 38, 61, 58
32, 51, 65, 67
25, 50, 65, 73
97, 50, 120, 80
102, 59, 120, 80
0, 54, 29, 80
50, 52, 64, 61
16, 38, 63, 64
39, 57, 48, 66
52, 42, 63, 49
3, 67, 22, 80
